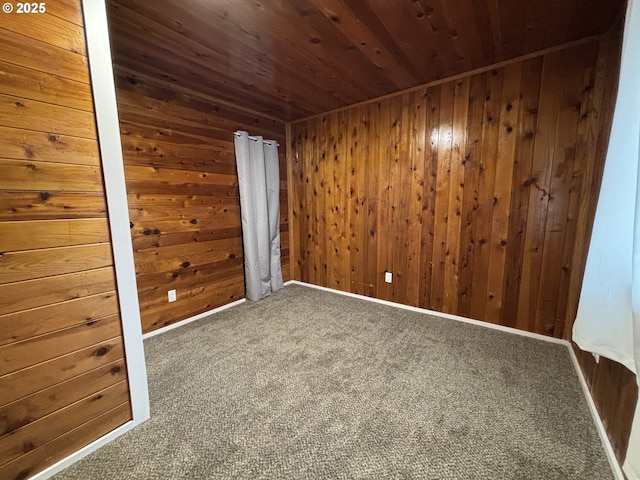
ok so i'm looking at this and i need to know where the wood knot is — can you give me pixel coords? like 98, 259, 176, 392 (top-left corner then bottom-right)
39, 191, 51, 201
95, 346, 109, 356
182, 262, 190, 268
16, 468, 32, 480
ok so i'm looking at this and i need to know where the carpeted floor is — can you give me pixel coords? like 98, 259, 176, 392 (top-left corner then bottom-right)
54, 283, 613, 479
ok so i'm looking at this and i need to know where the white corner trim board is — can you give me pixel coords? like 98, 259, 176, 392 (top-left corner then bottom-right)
82, 0, 149, 422
285, 280, 624, 479
142, 298, 247, 340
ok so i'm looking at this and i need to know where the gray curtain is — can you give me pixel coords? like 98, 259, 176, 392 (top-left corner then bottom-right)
234, 131, 284, 300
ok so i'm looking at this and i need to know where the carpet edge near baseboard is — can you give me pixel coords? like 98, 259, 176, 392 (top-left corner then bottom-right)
287, 280, 624, 480
141, 298, 247, 340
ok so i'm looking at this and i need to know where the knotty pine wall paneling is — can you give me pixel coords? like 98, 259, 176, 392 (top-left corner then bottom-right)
291, 32, 635, 462
111, 67, 289, 334
290, 37, 616, 338
0, 3, 132, 478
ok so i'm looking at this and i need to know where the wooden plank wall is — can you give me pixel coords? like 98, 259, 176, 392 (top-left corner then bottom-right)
290, 37, 617, 338
0, 3, 132, 478
290, 33, 637, 461
112, 67, 289, 334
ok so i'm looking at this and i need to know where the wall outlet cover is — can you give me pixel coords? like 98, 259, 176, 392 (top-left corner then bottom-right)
385, 271, 393, 283
168, 289, 177, 302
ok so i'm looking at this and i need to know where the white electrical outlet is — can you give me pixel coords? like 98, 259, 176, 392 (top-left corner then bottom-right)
385, 271, 393, 283
168, 289, 177, 302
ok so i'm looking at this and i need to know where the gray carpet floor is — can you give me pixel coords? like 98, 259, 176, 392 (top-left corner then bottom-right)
55, 283, 613, 479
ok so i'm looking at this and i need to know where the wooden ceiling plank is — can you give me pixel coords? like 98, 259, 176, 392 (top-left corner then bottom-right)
361, 0, 449, 79
523, 1, 549, 56
103, 0, 625, 121
109, 1, 350, 115
117, 0, 369, 105
107, 12, 325, 119
484, 0, 505, 60
543, 0, 580, 49
437, 0, 494, 72
269, 0, 402, 98
498, 0, 526, 59
566, 0, 626, 41
108, 30, 299, 120
342, 0, 427, 79
308, 0, 420, 89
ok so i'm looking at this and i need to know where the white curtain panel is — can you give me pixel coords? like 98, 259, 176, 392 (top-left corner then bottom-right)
234, 131, 284, 301
572, 0, 640, 477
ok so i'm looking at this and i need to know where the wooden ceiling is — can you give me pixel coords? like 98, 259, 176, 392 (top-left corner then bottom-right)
106, 0, 625, 121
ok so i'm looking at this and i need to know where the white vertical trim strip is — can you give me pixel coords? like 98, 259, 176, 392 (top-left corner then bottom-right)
82, 0, 149, 423
82, 0, 149, 425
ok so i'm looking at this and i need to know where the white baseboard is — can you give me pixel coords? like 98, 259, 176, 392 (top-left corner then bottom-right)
31, 419, 141, 480
286, 280, 566, 344
142, 298, 246, 340
568, 346, 625, 480
286, 280, 623, 478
